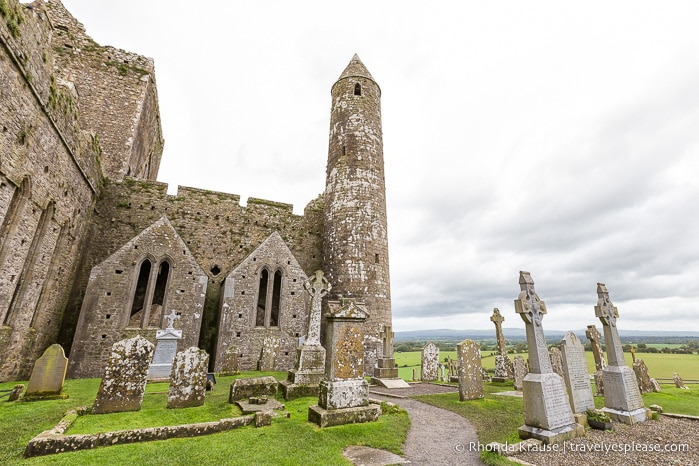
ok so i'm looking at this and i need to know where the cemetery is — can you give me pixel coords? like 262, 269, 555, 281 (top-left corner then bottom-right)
1, 273, 697, 465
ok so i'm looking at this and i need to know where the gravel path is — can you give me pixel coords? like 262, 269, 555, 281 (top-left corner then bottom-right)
510, 415, 699, 466
370, 384, 484, 465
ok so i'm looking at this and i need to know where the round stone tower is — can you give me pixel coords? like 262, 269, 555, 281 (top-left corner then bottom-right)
322, 54, 392, 374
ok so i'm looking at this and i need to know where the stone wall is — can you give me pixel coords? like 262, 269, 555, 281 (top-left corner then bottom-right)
61, 179, 324, 375
0, 0, 100, 380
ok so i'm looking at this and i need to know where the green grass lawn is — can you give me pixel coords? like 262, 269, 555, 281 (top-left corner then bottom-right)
0, 372, 409, 466
395, 350, 699, 381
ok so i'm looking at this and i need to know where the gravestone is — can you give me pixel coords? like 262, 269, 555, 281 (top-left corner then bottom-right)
632, 359, 660, 394
421, 343, 440, 382
412, 368, 418, 381
229, 376, 278, 402
559, 332, 595, 414
595, 283, 651, 424
481, 367, 491, 382
371, 324, 410, 388
514, 272, 583, 444
513, 355, 527, 391
448, 357, 459, 382
167, 347, 209, 408
219, 345, 240, 376
457, 340, 484, 400
440, 364, 447, 382
308, 298, 380, 427
280, 270, 329, 400
24, 344, 69, 400
491, 308, 514, 381
93, 335, 155, 414
549, 347, 565, 378
630, 346, 636, 362
148, 309, 183, 381
8, 384, 24, 401
673, 373, 688, 389
258, 336, 279, 371
585, 324, 606, 396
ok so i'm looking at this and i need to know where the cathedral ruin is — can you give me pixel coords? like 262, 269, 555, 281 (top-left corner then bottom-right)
0, 0, 393, 380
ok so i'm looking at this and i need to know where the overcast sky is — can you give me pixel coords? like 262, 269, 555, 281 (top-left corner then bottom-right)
60, 0, 699, 333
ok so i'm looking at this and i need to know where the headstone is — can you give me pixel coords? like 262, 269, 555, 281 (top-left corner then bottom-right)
93, 335, 155, 414
148, 324, 183, 381
457, 339, 484, 400
308, 298, 380, 427
630, 346, 636, 362
585, 324, 606, 396
632, 359, 660, 394
7, 384, 24, 402
229, 376, 278, 402
257, 336, 279, 371
491, 308, 514, 381
412, 368, 418, 381
440, 364, 447, 382
513, 355, 527, 391
167, 347, 209, 408
371, 324, 410, 388
673, 373, 688, 389
595, 283, 651, 424
549, 347, 565, 378
448, 357, 459, 382
421, 343, 439, 382
280, 270, 329, 400
559, 332, 595, 414
481, 367, 491, 382
514, 271, 582, 444
24, 344, 69, 400
219, 345, 240, 376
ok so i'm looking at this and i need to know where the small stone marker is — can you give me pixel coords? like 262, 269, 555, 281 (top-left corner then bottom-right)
25, 344, 69, 400
8, 384, 24, 402
559, 332, 595, 414
308, 298, 380, 427
219, 345, 240, 376
514, 272, 582, 444
632, 359, 660, 394
229, 376, 278, 402
280, 270, 329, 400
549, 347, 565, 378
513, 355, 527, 390
93, 335, 155, 414
167, 347, 209, 408
457, 339, 484, 400
595, 283, 651, 424
421, 343, 439, 382
585, 324, 606, 396
258, 336, 279, 371
371, 324, 410, 388
673, 373, 688, 389
412, 368, 418, 381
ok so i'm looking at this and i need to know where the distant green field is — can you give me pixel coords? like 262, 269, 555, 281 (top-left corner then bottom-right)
395, 350, 699, 381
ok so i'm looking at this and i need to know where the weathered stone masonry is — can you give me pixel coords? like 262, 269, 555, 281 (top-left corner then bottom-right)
1, 1, 393, 381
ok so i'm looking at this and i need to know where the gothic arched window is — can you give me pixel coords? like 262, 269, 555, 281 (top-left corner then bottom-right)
354, 82, 362, 96
255, 267, 283, 328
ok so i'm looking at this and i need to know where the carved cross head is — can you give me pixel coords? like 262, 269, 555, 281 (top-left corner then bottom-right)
304, 270, 331, 298
164, 309, 181, 329
490, 308, 505, 325
594, 282, 618, 327
514, 271, 547, 326
585, 324, 601, 341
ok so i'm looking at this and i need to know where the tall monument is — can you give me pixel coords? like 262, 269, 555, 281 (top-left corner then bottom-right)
322, 54, 392, 374
594, 283, 651, 424
514, 271, 583, 444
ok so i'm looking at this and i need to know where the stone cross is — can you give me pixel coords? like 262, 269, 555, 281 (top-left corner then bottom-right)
380, 324, 394, 359
490, 308, 507, 356
164, 309, 180, 329
630, 346, 636, 362
303, 270, 331, 346
514, 271, 551, 374
594, 283, 625, 366
585, 324, 606, 371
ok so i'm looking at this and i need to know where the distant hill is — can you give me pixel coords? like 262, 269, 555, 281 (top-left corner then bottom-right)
395, 328, 699, 343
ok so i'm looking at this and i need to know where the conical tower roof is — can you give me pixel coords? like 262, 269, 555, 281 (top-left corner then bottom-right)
338, 54, 375, 81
